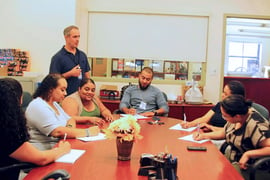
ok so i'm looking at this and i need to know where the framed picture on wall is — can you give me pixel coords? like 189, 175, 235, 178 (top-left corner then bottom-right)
176, 61, 188, 74
151, 60, 163, 72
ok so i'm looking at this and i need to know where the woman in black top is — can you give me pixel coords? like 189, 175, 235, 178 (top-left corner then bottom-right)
181, 80, 245, 131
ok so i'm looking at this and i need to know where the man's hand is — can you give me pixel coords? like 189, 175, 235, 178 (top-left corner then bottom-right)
70, 65, 81, 77
140, 111, 154, 117
127, 108, 136, 115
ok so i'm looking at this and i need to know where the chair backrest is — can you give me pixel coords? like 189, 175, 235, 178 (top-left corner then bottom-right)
0, 162, 35, 180
252, 102, 269, 120
120, 83, 135, 100
22, 91, 32, 112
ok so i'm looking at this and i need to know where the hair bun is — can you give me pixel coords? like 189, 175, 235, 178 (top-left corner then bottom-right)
245, 99, 253, 107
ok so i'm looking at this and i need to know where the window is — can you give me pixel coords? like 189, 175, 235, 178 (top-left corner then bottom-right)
224, 17, 270, 77
226, 41, 261, 76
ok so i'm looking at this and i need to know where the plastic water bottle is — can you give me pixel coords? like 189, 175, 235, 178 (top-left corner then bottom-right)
78, 66, 82, 79
78, 72, 82, 80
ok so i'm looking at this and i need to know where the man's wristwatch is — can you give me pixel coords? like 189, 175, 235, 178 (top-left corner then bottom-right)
152, 110, 158, 116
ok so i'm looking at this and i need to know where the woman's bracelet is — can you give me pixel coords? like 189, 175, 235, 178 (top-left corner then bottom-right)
85, 129, 90, 137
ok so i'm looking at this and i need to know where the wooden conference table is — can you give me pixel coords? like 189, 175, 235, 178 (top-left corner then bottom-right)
24, 116, 243, 180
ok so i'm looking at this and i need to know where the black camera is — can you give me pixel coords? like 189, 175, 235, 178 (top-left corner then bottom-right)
138, 152, 178, 180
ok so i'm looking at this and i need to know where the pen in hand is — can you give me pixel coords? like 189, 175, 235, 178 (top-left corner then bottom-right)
64, 133, 67, 141
196, 123, 200, 138
183, 113, 187, 124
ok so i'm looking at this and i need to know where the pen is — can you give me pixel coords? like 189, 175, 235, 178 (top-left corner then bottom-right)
64, 133, 67, 141
197, 124, 200, 136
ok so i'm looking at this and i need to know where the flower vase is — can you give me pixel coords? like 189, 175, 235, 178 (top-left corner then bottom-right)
116, 137, 134, 161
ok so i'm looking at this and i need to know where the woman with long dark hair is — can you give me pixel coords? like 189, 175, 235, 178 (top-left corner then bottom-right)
0, 78, 70, 179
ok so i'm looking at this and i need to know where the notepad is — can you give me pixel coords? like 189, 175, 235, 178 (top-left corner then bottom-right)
55, 149, 85, 163
77, 133, 107, 142
120, 114, 150, 120
178, 134, 209, 144
169, 123, 197, 132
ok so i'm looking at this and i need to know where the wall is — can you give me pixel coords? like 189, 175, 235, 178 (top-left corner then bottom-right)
1, 0, 270, 103
77, 0, 270, 103
0, 0, 76, 77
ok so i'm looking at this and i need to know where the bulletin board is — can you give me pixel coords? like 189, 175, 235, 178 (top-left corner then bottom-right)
87, 12, 209, 62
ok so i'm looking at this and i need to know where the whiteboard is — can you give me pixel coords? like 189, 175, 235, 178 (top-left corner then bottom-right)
88, 12, 208, 62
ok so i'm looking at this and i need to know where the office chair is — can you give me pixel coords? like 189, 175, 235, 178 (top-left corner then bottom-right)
0, 162, 35, 180
0, 162, 70, 180
252, 102, 269, 120
22, 91, 32, 112
220, 103, 270, 180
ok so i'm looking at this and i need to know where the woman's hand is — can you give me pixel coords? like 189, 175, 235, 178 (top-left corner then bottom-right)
88, 126, 100, 136
90, 117, 105, 126
180, 121, 194, 129
57, 141, 71, 154
199, 123, 213, 132
239, 152, 250, 169
103, 113, 114, 122
192, 132, 205, 141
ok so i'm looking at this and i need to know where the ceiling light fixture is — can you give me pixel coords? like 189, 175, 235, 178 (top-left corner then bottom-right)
239, 29, 270, 34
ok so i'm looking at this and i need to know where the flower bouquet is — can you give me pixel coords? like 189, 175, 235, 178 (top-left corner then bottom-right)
104, 115, 143, 142
104, 115, 143, 160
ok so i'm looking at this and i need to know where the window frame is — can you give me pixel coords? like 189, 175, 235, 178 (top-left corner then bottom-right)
224, 37, 262, 76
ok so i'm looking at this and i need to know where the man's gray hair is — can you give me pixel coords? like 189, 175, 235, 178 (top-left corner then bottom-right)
63, 25, 79, 36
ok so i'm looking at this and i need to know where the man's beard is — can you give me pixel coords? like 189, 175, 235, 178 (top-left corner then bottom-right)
139, 82, 150, 90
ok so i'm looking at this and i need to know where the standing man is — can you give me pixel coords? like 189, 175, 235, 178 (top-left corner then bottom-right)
50, 25, 91, 95
120, 67, 169, 117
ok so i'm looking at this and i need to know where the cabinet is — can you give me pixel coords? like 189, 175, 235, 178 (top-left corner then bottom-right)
168, 103, 213, 120
101, 99, 120, 113
101, 99, 213, 121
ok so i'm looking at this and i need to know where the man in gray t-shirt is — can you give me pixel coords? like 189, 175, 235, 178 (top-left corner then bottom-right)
119, 67, 169, 117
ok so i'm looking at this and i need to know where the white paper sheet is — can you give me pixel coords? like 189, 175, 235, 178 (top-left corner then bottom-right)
120, 114, 150, 120
55, 149, 86, 163
77, 133, 106, 142
169, 123, 197, 132
178, 134, 209, 144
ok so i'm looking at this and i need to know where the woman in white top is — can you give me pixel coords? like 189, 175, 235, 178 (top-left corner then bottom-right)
26, 74, 100, 150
